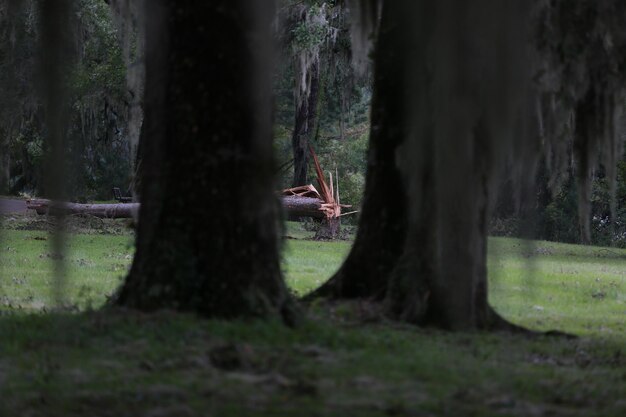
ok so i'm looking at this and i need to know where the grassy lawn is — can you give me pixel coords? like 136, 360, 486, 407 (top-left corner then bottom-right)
1, 217, 625, 416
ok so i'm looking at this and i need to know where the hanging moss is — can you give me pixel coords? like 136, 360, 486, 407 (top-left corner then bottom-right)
106, 0, 144, 181
535, 0, 626, 242
346, 0, 381, 77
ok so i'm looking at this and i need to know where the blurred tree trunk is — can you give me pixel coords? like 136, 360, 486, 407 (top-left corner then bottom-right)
115, 0, 296, 322
311, 0, 530, 331
0, 132, 9, 194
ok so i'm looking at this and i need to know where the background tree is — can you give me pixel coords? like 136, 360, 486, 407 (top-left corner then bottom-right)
115, 0, 296, 322
489, 0, 626, 247
273, 1, 372, 233
278, 1, 341, 188
0, 0, 39, 194
276, 0, 371, 197
106, 0, 144, 196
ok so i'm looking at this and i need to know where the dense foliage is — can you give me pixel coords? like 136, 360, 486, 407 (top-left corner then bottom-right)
2, 0, 626, 244
0, 0, 129, 200
492, 0, 626, 247
274, 0, 371, 218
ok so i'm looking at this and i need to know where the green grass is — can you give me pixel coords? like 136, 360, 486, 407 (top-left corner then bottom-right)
488, 238, 626, 337
1, 221, 626, 416
283, 238, 351, 295
1, 229, 133, 311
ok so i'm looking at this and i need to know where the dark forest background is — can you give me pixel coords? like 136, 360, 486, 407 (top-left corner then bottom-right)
2, 0, 626, 247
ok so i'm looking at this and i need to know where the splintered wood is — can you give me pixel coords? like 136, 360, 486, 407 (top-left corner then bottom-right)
282, 184, 322, 199
26, 148, 352, 222
280, 146, 351, 221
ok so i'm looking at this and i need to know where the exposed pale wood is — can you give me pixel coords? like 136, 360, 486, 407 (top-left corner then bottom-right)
329, 171, 334, 206
309, 145, 334, 205
336, 167, 340, 206
281, 184, 321, 199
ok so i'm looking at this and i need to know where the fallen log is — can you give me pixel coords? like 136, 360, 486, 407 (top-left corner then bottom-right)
282, 196, 326, 219
27, 199, 139, 219
26, 149, 352, 226
27, 197, 329, 219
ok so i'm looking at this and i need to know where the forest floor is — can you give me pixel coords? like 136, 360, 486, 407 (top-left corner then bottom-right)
0, 214, 625, 416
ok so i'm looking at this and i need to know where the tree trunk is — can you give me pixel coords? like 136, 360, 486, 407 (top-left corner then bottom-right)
309, 0, 409, 299
115, 0, 296, 322
573, 89, 597, 245
310, 0, 532, 331
291, 61, 320, 188
314, 217, 341, 240
282, 196, 326, 219
0, 134, 9, 194
26, 199, 139, 218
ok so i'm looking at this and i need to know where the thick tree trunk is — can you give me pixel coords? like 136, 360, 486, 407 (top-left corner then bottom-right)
310, 0, 531, 332
291, 61, 320, 188
309, 0, 409, 299
314, 217, 341, 240
114, 0, 296, 322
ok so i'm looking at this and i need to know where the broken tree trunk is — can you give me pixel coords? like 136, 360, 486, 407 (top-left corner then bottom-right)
26, 196, 332, 220
282, 196, 326, 219
27, 150, 351, 230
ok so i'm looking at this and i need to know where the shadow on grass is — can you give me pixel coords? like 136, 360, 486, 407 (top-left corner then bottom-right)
1, 307, 625, 417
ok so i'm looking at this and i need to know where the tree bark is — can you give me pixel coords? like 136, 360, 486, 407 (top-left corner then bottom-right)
282, 196, 326, 219
309, 0, 532, 332
114, 0, 296, 322
291, 61, 320, 188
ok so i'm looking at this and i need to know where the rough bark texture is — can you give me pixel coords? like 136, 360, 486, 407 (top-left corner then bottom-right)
115, 0, 295, 321
282, 196, 326, 218
291, 61, 320, 188
309, 0, 409, 299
